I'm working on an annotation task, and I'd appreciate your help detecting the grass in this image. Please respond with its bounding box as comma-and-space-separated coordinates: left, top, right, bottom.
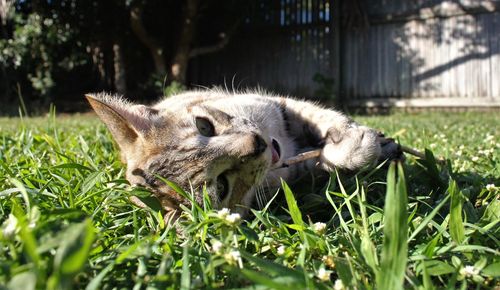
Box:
0, 111, 499, 289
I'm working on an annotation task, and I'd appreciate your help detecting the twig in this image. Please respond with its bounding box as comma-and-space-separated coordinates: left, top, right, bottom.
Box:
282, 143, 445, 167
400, 145, 446, 164
282, 149, 321, 166
400, 145, 425, 159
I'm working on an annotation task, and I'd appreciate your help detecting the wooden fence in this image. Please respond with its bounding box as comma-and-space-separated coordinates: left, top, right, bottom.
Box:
189, 0, 336, 98
342, 0, 500, 107
189, 0, 500, 107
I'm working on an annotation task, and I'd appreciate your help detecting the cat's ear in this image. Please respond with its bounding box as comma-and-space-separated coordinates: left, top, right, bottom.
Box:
85, 93, 155, 150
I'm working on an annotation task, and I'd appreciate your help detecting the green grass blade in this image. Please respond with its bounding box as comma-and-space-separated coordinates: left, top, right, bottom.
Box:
58, 219, 96, 275
482, 262, 500, 277
181, 244, 191, 290
155, 175, 204, 213
7, 271, 37, 290
81, 171, 104, 195
10, 200, 40, 268
238, 268, 290, 290
281, 179, 304, 226
377, 162, 408, 290
9, 178, 31, 213
420, 262, 436, 290
240, 251, 304, 280
408, 194, 450, 242
85, 263, 115, 290
358, 185, 379, 275
448, 180, 465, 244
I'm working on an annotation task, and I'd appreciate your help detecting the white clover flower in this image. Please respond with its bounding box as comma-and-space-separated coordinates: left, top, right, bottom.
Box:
430, 143, 437, 149
334, 279, 345, 290
2, 214, 18, 239
217, 208, 230, 219
471, 156, 479, 162
459, 145, 465, 150
486, 184, 496, 191
277, 245, 286, 256
485, 134, 494, 142
224, 250, 243, 268
211, 240, 223, 254
225, 213, 241, 225
313, 222, 327, 234
460, 265, 479, 277
316, 268, 331, 281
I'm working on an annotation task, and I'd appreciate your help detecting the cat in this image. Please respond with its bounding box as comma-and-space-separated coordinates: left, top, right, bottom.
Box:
86, 89, 402, 217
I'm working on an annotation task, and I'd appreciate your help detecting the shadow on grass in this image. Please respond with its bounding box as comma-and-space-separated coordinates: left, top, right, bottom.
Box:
264, 157, 499, 227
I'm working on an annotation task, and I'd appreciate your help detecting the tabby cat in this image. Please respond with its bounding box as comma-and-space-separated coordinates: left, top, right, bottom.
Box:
86, 90, 401, 216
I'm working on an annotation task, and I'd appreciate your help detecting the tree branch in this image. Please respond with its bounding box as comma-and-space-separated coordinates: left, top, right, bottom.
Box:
189, 17, 241, 59
129, 4, 166, 75
189, 33, 231, 58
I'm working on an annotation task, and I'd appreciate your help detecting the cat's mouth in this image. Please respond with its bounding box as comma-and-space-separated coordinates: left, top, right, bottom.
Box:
271, 138, 281, 164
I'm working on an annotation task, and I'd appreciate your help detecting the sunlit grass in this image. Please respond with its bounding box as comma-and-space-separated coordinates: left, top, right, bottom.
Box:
0, 111, 499, 289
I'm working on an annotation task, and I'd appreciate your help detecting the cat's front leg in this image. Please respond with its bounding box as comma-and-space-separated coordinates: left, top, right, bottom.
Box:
274, 97, 399, 172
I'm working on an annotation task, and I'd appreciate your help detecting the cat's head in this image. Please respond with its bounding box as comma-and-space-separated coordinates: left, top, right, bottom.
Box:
86, 93, 282, 215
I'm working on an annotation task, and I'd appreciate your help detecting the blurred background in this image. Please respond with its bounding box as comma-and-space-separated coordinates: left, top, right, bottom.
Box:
0, 0, 499, 115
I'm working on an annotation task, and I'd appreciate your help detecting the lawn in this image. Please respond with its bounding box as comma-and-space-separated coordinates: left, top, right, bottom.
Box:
0, 111, 499, 289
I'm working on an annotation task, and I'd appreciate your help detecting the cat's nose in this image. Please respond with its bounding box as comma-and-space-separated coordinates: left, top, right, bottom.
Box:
253, 134, 267, 155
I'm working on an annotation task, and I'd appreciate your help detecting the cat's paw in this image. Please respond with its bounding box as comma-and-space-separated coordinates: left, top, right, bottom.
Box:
319, 125, 381, 172
377, 133, 405, 164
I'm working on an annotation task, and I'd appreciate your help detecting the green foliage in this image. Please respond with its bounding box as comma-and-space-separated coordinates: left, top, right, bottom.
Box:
1, 0, 250, 111
143, 75, 186, 97
163, 81, 186, 97
0, 112, 499, 289
312, 73, 336, 102
0, 11, 85, 99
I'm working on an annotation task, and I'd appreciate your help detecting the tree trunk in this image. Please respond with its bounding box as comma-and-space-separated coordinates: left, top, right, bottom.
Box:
0, 0, 13, 27
113, 42, 127, 94
130, 4, 166, 76
169, 0, 199, 84
90, 44, 108, 87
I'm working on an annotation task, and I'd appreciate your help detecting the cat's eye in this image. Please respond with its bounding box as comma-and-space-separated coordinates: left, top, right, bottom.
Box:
216, 175, 229, 201
195, 117, 215, 137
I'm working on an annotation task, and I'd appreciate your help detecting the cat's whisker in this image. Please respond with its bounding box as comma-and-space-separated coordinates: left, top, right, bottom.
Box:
231, 74, 237, 92
259, 186, 266, 209
261, 188, 267, 208
255, 185, 264, 209
254, 186, 261, 209
262, 178, 271, 207
255, 177, 270, 210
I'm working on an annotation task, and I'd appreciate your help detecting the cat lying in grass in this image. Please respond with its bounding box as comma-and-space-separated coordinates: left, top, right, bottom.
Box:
86, 90, 402, 217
